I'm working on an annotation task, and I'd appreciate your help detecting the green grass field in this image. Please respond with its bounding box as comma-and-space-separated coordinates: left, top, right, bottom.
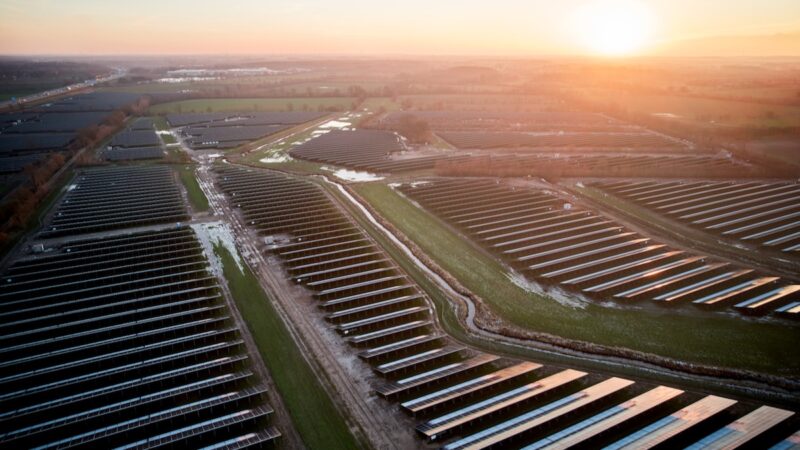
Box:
586, 89, 800, 127
214, 243, 361, 450
176, 165, 209, 212
360, 97, 400, 112
149, 97, 357, 114
354, 182, 800, 377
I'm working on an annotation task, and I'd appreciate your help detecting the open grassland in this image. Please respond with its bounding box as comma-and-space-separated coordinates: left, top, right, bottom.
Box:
214, 243, 361, 450
354, 182, 800, 377
360, 97, 401, 112
176, 165, 209, 212
149, 97, 357, 114
586, 89, 800, 127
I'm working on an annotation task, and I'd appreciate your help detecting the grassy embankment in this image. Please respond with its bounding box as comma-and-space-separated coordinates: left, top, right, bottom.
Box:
175, 166, 209, 213
214, 243, 361, 450
353, 182, 800, 377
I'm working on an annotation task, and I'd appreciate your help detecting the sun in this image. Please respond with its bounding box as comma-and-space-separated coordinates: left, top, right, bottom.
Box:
573, 0, 655, 56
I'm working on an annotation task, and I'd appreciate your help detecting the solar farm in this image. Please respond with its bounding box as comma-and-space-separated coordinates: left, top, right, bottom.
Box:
398, 179, 800, 316
211, 166, 799, 449
0, 165, 281, 449
1, 57, 798, 450
595, 180, 800, 258
103, 118, 165, 161
290, 129, 466, 172
167, 112, 326, 150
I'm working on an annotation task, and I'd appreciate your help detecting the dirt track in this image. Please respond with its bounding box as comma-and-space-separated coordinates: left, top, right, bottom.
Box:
196, 161, 422, 450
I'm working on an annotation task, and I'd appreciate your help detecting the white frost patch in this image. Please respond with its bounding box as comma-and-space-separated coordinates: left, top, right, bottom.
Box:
506, 271, 587, 309
156, 130, 174, 136
319, 120, 351, 129
207, 153, 222, 159
332, 169, 384, 182
387, 182, 402, 188
191, 221, 244, 275
260, 154, 293, 164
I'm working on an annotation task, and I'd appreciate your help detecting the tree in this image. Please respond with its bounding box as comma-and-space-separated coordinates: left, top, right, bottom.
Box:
396, 114, 431, 144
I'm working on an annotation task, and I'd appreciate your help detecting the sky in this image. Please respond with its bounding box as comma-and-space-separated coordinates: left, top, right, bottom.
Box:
1, 0, 799, 56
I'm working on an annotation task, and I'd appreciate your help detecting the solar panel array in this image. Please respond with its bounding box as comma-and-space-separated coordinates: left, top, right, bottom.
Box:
437, 152, 752, 178
0, 153, 44, 174
0, 94, 143, 171
290, 129, 466, 172
103, 146, 165, 161
0, 226, 280, 449
438, 131, 683, 150
6, 112, 109, 134
109, 129, 161, 148
0, 133, 74, 155
40, 166, 188, 238
400, 179, 800, 317
32, 92, 143, 113
166, 112, 326, 128
377, 111, 632, 132
183, 124, 291, 150
167, 112, 326, 150
215, 166, 798, 449
596, 180, 800, 257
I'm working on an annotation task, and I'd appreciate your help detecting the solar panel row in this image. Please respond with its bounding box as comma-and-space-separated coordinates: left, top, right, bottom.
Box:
40, 166, 189, 238
400, 179, 800, 317
215, 166, 797, 449
596, 180, 800, 257
0, 224, 280, 449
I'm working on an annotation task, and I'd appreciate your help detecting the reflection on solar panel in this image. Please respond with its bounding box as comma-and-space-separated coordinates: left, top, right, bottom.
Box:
686, 406, 795, 449
596, 180, 800, 257
606, 395, 737, 450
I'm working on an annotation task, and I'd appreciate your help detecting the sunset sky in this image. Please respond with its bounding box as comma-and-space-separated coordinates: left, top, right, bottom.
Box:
1, 0, 799, 56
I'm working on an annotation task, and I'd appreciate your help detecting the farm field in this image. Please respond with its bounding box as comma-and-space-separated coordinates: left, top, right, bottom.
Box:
353, 182, 800, 376
148, 97, 358, 114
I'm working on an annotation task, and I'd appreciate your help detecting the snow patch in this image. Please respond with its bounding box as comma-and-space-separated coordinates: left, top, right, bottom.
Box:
191, 222, 244, 274
260, 154, 293, 164
332, 169, 384, 182
66, 184, 77, 191
506, 271, 587, 309
319, 119, 351, 129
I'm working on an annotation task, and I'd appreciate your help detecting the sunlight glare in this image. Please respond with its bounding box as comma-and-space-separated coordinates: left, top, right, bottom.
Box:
573, 0, 655, 56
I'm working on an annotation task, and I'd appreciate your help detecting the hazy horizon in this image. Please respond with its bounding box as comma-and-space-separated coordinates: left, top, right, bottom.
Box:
2, 0, 799, 57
